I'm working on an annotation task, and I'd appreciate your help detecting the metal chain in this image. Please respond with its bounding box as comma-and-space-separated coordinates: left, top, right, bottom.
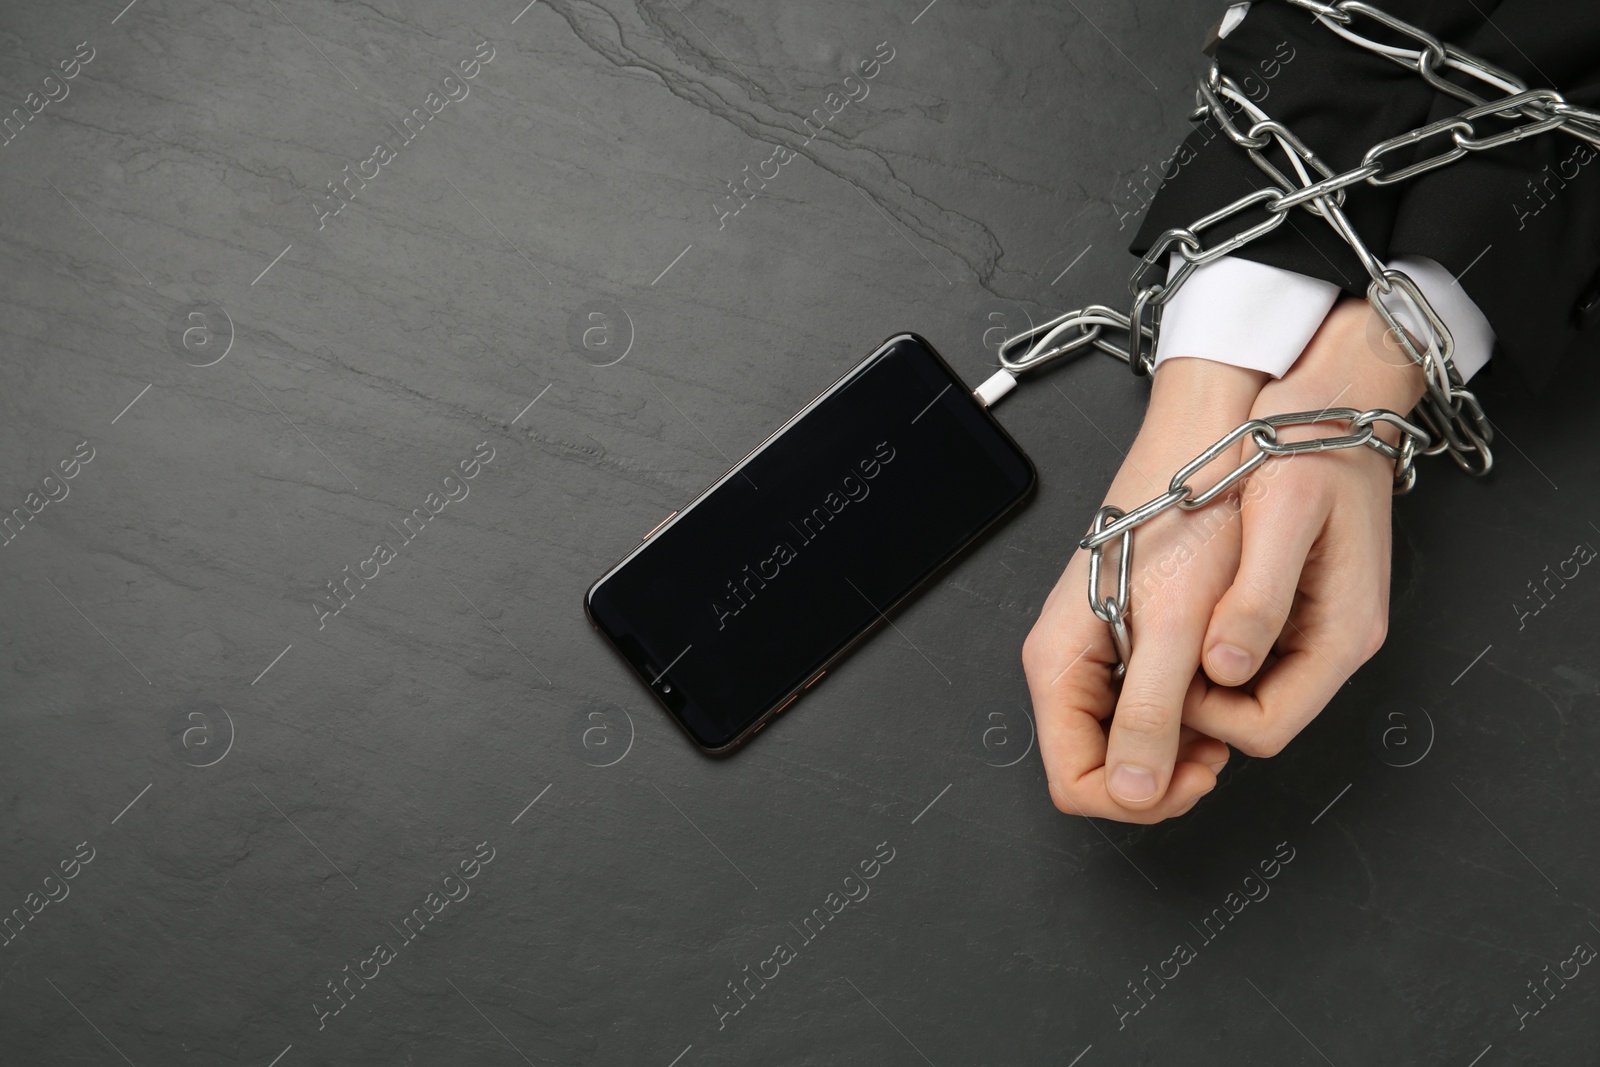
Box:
1082, 406, 1431, 679
996, 0, 1599, 678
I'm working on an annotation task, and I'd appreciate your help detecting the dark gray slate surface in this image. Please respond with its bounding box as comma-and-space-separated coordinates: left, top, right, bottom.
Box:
1, 0, 1596, 1064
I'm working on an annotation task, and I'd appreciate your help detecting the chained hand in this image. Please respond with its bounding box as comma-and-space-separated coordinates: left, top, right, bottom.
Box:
1182, 297, 1428, 760
1025, 358, 1260, 823
1025, 299, 1428, 823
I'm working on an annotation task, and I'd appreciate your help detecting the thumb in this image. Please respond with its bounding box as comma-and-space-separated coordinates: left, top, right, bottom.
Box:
1203, 476, 1323, 686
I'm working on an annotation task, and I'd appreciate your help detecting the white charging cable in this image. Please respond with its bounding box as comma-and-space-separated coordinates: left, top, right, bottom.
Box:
973, 368, 1019, 408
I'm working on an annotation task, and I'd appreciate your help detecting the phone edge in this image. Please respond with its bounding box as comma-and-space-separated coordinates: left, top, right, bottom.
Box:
581, 331, 1037, 757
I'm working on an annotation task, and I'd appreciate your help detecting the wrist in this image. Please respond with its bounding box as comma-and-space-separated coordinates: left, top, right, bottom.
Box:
1108, 357, 1268, 504
1251, 297, 1430, 465
1143, 356, 1269, 446
1295, 298, 1428, 414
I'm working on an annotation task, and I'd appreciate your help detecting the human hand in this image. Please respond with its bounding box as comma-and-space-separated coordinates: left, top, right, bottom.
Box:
1179, 296, 1428, 758
1024, 357, 1267, 823
1025, 297, 1427, 823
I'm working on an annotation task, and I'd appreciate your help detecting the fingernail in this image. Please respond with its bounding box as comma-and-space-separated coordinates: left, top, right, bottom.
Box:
1208, 643, 1253, 681
1110, 764, 1157, 803
1207, 759, 1228, 775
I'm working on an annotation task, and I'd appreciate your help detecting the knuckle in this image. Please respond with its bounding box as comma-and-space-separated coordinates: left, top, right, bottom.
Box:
1113, 695, 1172, 742
1047, 778, 1084, 816
1021, 626, 1048, 675
1230, 583, 1285, 627
1239, 729, 1287, 759
1330, 610, 1388, 678
1357, 611, 1389, 663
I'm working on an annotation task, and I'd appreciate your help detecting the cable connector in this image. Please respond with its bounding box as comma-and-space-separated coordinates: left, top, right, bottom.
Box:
973, 369, 1017, 409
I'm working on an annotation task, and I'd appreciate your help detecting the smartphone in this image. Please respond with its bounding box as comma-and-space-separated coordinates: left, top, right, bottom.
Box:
584, 333, 1036, 754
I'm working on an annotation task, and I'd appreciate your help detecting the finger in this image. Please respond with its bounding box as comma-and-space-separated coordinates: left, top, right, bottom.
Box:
1202, 480, 1324, 686
1186, 519, 1388, 756
1104, 616, 1211, 811
1027, 615, 1215, 823
1025, 602, 1120, 810
1177, 724, 1230, 774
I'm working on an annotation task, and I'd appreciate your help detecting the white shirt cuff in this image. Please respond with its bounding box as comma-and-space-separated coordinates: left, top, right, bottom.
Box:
1153, 255, 1340, 377
1152, 254, 1495, 382
1384, 254, 1495, 382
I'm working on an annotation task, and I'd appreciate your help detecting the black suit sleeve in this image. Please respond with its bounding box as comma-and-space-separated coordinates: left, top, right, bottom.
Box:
1130, 0, 1600, 392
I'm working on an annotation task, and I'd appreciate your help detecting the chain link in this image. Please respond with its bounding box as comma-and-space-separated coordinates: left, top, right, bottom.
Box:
1079, 408, 1432, 677
1079, 408, 1430, 554
997, 0, 1591, 677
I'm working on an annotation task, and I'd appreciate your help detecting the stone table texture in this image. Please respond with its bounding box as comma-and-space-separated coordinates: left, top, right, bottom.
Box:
1, 0, 1597, 1064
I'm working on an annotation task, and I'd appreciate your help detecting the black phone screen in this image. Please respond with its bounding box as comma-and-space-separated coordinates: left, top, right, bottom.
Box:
585, 333, 1036, 751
